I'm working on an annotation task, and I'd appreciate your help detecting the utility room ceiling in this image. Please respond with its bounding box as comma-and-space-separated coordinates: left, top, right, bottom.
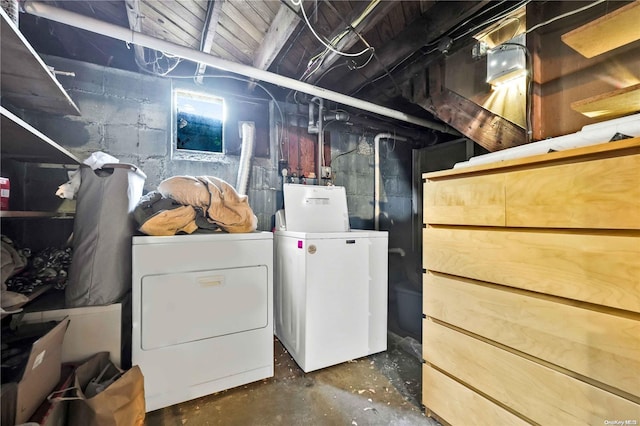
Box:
17, 0, 527, 135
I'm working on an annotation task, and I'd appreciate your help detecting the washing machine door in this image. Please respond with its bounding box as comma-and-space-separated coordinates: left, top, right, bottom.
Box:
140, 266, 269, 350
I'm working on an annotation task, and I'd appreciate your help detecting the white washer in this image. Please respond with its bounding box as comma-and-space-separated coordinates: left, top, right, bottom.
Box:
274, 229, 388, 373
132, 232, 273, 412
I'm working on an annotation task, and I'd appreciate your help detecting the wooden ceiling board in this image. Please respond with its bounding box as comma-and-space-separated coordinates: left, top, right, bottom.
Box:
287, 43, 311, 76
140, 1, 203, 45
157, 0, 206, 30
138, 10, 200, 46
244, 0, 278, 25
420, 0, 436, 15
230, 0, 272, 34
208, 42, 241, 63
74, 0, 128, 24
174, 0, 205, 16
334, 1, 491, 95
263, 0, 281, 16
323, 0, 354, 27
387, 4, 408, 38
222, 1, 266, 45
214, 28, 255, 64
402, 1, 422, 22
253, 3, 301, 71
217, 13, 261, 51
376, 14, 396, 43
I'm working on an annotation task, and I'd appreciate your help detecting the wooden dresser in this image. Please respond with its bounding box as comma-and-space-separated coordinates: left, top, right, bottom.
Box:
421, 137, 640, 425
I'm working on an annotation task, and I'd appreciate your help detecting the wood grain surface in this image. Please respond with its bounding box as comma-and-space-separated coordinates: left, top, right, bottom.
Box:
423, 271, 640, 398
423, 226, 640, 312
423, 319, 640, 425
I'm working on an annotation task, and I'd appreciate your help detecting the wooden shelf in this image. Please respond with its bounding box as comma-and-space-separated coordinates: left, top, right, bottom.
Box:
0, 8, 80, 116
570, 83, 640, 119
561, 1, 640, 58
1, 285, 53, 319
1, 107, 81, 164
0, 210, 74, 219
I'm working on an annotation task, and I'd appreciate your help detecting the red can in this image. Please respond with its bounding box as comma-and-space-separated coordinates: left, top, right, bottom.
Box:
0, 177, 10, 210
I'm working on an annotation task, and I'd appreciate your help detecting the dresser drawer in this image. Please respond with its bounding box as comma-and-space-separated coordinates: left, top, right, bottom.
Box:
423, 271, 640, 397
423, 173, 505, 226
423, 226, 640, 312
423, 319, 640, 425
505, 152, 640, 229
422, 363, 531, 426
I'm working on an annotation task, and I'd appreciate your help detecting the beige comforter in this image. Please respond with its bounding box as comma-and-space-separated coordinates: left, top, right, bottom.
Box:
158, 176, 258, 233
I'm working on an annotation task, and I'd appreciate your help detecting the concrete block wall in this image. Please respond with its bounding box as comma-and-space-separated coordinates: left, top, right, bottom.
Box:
24, 56, 414, 236
26, 56, 278, 231
329, 131, 413, 240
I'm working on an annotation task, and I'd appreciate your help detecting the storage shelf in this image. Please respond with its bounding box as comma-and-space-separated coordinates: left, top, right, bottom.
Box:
0, 210, 74, 219
561, 1, 640, 58
570, 83, 640, 119
0, 284, 52, 319
1, 107, 81, 164
0, 8, 80, 116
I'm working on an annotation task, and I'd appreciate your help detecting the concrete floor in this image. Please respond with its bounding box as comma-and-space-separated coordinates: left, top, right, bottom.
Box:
145, 333, 440, 426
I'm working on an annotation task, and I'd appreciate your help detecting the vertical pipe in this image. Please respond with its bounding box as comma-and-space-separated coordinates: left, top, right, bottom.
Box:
317, 98, 324, 185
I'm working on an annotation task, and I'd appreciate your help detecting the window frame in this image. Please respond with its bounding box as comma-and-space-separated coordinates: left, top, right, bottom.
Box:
171, 88, 226, 161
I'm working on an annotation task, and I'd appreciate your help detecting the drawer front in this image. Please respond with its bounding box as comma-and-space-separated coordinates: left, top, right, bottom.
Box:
423, 319, 640, 425
423, 272, 640, 397
506, 153, 640, 229
423, 226, 640, 313
423, 173, 505, 226
422, 364, 531, 426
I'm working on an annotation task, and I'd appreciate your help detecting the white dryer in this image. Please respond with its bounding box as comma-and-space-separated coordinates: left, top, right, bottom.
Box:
131, 232, 273, 412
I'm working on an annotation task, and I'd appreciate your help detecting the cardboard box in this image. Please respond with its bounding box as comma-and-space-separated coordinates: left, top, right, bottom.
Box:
2, 318, 69, 425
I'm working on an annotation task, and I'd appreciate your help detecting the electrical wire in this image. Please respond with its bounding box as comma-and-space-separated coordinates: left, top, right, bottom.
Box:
290, 0, 374, 58
525, 0, 606, 33
451, 0, 531, 43
349, 0, 529, 97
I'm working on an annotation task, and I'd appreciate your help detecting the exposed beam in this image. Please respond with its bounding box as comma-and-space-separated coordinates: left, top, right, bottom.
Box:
24, 1, 457, 133
423, 88, 526, 152
124, 0, 146, 71
248, 2, 300, 90
252, 2, 300, 71
419, 61, 526, 153
195, 0, 224, 84
305, 0, 398, 85
333, 1, 491, 96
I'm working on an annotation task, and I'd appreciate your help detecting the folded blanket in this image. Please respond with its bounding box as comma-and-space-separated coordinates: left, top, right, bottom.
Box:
158, 176, 257, 233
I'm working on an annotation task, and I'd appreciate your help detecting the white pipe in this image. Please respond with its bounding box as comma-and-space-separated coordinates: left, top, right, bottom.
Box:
388, 247, 406, 257
23, 1, 457, 134
236, 122, 255, 195
317, 98, 324, 184
374, 133, 407, 231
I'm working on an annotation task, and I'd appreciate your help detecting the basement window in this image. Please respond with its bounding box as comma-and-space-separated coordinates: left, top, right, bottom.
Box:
173, 89, 225, 155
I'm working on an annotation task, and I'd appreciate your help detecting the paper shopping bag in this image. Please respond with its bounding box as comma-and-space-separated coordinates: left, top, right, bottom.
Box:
63, 352, 145, 426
